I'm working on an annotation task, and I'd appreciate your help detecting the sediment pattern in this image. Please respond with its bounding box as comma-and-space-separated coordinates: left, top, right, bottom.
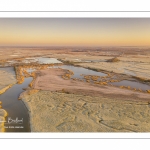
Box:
22, 91, 150, 132
0, 70, 16, 94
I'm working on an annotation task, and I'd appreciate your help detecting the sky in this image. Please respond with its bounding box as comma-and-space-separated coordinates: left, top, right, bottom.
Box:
0, 18, 150, 47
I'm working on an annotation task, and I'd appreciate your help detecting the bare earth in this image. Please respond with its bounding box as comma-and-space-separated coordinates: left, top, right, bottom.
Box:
0, 69, 14, 132
0, 70, 16, 94
20, 68, 150, 132
77, 61, 150, 79
0, 47, 150, 132
58, 54, 150, 79
30, 68, 150, 100
22, 91, 150, 132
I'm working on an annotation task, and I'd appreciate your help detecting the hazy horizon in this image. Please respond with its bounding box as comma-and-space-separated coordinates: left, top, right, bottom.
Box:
0, 18, 150, 47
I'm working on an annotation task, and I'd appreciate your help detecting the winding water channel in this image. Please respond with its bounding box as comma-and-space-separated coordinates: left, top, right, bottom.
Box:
0, 58, 150, 132
0, 67, 32, 132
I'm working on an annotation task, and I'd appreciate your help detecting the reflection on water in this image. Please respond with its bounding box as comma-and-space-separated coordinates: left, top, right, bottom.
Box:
112, 80, 150, 91
27, 65, 107, 78
0, 63, 150, 132
37, 57, 62, 64
0, 67, 32, 132
53, 65, 107, 78
23, 57, 62, 64
4, 57, 62, 66
0, 67, 16, 76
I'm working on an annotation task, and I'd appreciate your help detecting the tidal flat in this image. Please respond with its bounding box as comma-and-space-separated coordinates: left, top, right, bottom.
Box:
0, 47, 150, 132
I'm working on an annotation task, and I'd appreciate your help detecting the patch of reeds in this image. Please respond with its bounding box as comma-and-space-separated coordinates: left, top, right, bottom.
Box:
107, 57, 120, 62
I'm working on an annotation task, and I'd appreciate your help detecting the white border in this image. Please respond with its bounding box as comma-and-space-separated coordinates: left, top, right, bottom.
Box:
0, 133, 150, 138
0, 0, 150, 11
0, 12, 150, 18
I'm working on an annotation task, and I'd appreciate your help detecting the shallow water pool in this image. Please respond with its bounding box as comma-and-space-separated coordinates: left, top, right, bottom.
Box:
53, 65, 107, 78
112, 80, 150, 91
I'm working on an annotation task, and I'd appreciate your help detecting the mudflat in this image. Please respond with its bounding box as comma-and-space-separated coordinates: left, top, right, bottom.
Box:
22, 91, 150, 132
0, 47, 150, 132
0, 70, 16, 94
31, 68, 150, 100
20, 68, 150, 132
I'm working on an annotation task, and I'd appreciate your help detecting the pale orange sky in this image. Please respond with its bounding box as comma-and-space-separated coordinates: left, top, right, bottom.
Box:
0, 18, 150, 46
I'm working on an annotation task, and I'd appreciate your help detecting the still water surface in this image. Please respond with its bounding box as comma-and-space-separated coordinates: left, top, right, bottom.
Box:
0, 63, 150, 132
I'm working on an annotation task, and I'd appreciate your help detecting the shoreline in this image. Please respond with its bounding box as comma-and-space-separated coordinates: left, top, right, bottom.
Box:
0, 84, 14, 95
32, 68, 150, 100
0, 47, 150, 132
0, 69, 16, 132
20, 68, 150, 132
22, 97, 33, 132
